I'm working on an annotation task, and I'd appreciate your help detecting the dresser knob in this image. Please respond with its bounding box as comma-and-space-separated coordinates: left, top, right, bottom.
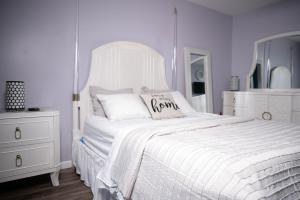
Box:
15, 127, 22, 139
262, 112, 272, 120
233, 97, 236, 104
16, 155, 22, 167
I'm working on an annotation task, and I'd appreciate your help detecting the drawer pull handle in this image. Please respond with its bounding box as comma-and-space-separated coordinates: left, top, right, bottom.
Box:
15, 127, 21, 139
16, 155, 22, 167
233, 109, 236, 116
233, 97, 236, 104
262, 112, 272, 120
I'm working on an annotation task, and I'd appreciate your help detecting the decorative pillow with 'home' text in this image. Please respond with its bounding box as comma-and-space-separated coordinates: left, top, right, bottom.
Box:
140, 93, 184, 120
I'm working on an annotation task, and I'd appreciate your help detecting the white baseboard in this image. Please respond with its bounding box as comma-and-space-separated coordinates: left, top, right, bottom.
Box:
60, 160, 73, 169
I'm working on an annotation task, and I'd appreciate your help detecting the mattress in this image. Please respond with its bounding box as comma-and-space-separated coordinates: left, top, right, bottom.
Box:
82, 115, 154, 158
83, 116, 115, 158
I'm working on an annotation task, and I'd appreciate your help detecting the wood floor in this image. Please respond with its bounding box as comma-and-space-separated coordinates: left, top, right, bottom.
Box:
0, 168, 93, 200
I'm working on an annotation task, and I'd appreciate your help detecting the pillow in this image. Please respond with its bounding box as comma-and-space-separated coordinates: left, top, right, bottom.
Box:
89, 86, 133, 117
141, 87, 195, 114
96, 94, 151, 120
171, 91, 196, 114
140, 86, 172, 94
140, 93, 184, 120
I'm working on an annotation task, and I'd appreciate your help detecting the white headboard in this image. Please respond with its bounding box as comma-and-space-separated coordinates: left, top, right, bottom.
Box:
73, 41, 169, 139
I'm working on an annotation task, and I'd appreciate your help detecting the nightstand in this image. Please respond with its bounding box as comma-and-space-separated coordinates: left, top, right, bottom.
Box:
0, 110, 60, 186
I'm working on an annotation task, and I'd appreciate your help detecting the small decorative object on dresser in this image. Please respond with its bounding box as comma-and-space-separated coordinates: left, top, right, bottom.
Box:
223, 91, 300, 124
229, 76, 240, 91
5, 81, 25, 111
0, 110, 60, 186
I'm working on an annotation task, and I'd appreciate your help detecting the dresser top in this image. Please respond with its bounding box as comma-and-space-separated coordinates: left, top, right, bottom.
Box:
0, 109, 59, 119
224, 90, 300, 95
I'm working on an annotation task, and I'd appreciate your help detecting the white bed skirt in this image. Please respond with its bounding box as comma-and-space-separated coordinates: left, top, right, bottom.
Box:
72, 139, 118, 200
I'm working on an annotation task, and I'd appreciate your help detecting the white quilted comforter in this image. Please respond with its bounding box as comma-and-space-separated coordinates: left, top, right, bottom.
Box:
99, 114, 300, 200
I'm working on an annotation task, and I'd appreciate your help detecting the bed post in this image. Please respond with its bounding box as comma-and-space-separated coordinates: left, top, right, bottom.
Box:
72, 0, 80, 142
72, 93, 81, 167
72, 94, 81, 141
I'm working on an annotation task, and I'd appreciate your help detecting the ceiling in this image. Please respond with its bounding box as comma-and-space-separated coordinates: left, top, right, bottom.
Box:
186, 0, 283, 15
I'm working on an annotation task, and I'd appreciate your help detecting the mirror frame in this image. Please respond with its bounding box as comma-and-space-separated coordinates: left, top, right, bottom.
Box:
247, 30, 300, 91
184, 47, 213, 113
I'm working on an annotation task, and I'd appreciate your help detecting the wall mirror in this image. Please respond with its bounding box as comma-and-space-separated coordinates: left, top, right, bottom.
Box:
184, 48, 213, 113
248, 31, 300, 90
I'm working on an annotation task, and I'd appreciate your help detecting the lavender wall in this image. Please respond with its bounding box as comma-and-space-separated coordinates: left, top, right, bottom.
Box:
78, 0, 232, 114
0, 0, 232, 161
0, 0, 76, 161
232, 0, 300, 90
176, 0, 232, 113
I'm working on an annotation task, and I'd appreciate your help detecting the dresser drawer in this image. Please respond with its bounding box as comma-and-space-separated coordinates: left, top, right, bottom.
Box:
269, 95, 292, 113
0, 143, 53, 179
292, 112, 300, 124
293, 96, 300, 112
223, 106, 234, 116
223, 92, 235, 106
234, 93, 248, 106
0, 117, 53, 147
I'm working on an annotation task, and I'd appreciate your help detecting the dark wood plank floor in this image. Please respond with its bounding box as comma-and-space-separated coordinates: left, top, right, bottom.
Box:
0, 168, 93, 200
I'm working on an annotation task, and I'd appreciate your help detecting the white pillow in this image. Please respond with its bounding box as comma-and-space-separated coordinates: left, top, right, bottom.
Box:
96, 94, 151, 120
171, 91, 196, 114
89, 86, 133, 117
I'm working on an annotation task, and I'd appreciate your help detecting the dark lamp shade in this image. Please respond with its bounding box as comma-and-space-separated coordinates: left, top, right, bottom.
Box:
5, 81, 25, 111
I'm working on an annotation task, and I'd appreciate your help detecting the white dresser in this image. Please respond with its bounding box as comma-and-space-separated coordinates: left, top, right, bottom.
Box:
0, 110, 60, 186
223, 91, 300, 124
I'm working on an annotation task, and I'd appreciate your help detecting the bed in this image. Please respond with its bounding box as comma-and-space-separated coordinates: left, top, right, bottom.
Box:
72, 41, 300, 200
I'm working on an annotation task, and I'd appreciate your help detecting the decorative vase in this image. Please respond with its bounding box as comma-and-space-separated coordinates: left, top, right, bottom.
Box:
230, 76, 240, 91
5, 81, 25, 111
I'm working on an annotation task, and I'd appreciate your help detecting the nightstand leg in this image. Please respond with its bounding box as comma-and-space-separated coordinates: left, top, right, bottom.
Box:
50, 170, 60, 186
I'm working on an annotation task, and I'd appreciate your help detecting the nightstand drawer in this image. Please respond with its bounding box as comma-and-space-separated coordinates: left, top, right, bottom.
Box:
0, 143, 53, 179
0, 117, 53, 147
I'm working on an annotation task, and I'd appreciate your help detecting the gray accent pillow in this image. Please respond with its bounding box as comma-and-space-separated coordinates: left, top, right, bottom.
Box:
89, 86, 133, 117
141, 87, 196, 114
140, 93, 184, 120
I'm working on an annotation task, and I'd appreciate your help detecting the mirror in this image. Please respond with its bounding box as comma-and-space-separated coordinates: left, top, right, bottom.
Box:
184, 48, 213, 113
248, 31, 300, 89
